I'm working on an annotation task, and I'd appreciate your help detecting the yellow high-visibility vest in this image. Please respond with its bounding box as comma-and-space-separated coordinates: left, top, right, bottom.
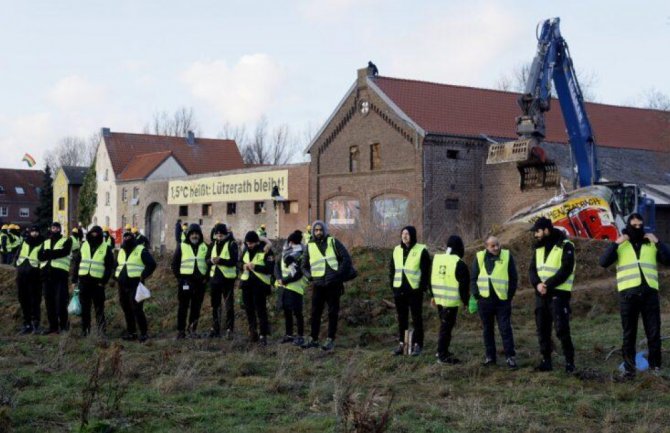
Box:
392, 243, 426, 289
476, 249, 510, 300
241, 250, 271, 285
308, 237, 338, 277
210, 241, 237, 279
40, 237, 71, 272
431, 253, 462, 307
17, 241, 41, 268
536, 240, 576, 292
616, 241, 659, 291
78, 241, 107, 279
280, 259, 307, 295
115, 245, 145, 278
179, 242, 208, 276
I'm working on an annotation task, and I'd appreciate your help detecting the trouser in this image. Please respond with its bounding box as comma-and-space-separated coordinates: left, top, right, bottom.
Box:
478, 298, 516, 360
118, 282, 147, 335
310, 282, 343, 341
437, 306, 459, 357
79, 280, 106, 334
535, 294, 574, 363
177, 279, 206, 333
620, 289, 662, 372
43, 272, 69, 332
282, 289, 304, 336
210, 279, 235, 333
17, 270, 42, 327
242, 284, 270, 336
394, 289, 424, 347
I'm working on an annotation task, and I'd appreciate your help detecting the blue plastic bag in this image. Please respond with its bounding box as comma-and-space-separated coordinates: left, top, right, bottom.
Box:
618, 350, 649, 372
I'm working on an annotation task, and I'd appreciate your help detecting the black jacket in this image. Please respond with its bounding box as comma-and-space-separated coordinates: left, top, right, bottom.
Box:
529, 229, 575, 299
600, 236, 670, 294
388, 243, 432, 294
116, 245, 157, 287
275, 245, 305, 286
71, 241, 115, 286
37, 233, 73, 278
302, 235, 352, 287
239, 242, 275, 289
470, 250, 518, 300
15, 235, 44, 277
206, 235, 239, 284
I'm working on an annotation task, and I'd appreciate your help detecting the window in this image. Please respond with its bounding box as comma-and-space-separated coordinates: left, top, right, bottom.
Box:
133, 187, 139, 199
254, 201, 265, 214
0, 207, 8, 217
447, 149, 459, 159
104, 216, 109, 227
179, 205, 188, 217
282, 202, 291, 214
227, 203, 236, 215
202, 204, 212, 216
0, 185, 4, 194
105, 191, 110, 206
58, 197, 65, 211
104, 169, 109, 181
289, 201, 300, 214
19, 208, 29, 217
370, 143, 381, 170
132, 214, 137, 227
445, 198, 459, 210
121, 215, 127, 228
122, 188, 127, 202
349, 146, 360, 172
372, 195, 409, 230
325, 198, 360, 227
15, 186, 25, 195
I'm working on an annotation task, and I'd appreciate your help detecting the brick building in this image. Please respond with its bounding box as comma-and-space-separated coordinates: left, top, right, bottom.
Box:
307, 67, 670, 245
0, 168, 43, 227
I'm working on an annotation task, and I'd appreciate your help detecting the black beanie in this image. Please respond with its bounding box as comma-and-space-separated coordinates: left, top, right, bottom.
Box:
245, 231, 260, 243
287, 230, 303, 245
214, 223, 228, 235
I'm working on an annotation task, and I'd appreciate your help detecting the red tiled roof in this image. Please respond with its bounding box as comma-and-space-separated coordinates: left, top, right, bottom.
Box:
373, 76, 670, 153
104, 132, 244, 177
0, 168, 43, 202
118, 151, 176, 181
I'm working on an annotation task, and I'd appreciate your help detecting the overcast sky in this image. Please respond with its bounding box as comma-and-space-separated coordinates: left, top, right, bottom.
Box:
1, 0, 668, 169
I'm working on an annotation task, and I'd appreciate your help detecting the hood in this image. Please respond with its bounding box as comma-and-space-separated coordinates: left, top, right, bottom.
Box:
446, 235, 465, 258
400, 225, 417, 248
86, 226, 104, 247
186, 223, 204, 244
311, 220, 329, 239
26, 233, 45, 247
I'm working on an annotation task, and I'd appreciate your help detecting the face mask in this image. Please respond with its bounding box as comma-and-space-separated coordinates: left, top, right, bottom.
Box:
626, 225, 645, 241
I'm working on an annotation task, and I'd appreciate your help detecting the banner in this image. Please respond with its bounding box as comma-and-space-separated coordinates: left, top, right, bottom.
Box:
168, 170, 288, 205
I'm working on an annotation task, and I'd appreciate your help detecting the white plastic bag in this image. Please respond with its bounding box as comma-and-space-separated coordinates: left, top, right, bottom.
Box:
135, 282, 151, 303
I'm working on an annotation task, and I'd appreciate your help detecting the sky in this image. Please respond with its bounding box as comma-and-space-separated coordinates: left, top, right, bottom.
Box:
1, 0, 668, 169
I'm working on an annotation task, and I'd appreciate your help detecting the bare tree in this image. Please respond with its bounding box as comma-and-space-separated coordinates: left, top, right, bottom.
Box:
44, 135, 97, 172
496, 62, 598, 102
641, 88, 670, 111
143, 106, 200, 137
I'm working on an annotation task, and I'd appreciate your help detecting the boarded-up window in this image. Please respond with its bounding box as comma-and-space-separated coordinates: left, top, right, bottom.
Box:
325, 197, 360, 227
372, 195, 409, 231
227, 203, 236, 215
179, 205, 188, 217
58, 197, 65, 211
445, 198, 459, 210
202, 204, 212, 216
349, 146, 359, 172
254, 202, 265, 214
370, 143, 381, 170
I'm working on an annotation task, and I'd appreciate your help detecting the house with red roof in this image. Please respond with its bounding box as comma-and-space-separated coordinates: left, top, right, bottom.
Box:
92, 129, 244, 247
0, 168, 44, 227
307, 66, 670, 244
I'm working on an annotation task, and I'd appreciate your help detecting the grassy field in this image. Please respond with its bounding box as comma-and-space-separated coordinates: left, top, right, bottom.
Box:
2, 244, 670, 433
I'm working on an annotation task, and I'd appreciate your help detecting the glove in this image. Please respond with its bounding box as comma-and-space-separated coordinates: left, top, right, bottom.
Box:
468, 296, 478, 314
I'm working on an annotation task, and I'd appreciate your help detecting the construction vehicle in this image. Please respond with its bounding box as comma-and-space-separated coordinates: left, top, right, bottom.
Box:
488, 17, 655, 236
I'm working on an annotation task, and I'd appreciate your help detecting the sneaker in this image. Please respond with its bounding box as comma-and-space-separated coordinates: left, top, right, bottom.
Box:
534, 358, 553, 372
122, 332, 138, 341
620, 369, 635, 380
565, 363, 576, 373
482, 357, 496, 367
410, 344, 422, 357
259, 335, 268, 347
506, 357, 518, 370
392, 342, 405, 356
293, 336, 305, 347
175, 331, 186, 340
225, 329, 233, 340
301, 338, 320, 349
280, 335, 295, 344
437, 355, 461, 365
138, 334, 148, 343
321, 338, 335, 352
208, 329, 221, 339
19, 325, 33, 335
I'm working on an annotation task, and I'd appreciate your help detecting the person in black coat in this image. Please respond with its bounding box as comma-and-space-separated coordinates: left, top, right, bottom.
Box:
37, 222, 73, 334
275, 230, 307, 346
14, 225, 44, 334
206, 223, 238, 338
239, 231, 275, 345
388, 225, 431, 356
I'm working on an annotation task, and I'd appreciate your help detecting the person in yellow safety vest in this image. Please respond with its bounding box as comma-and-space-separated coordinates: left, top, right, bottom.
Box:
470, 235, 519, 369
179, 222, 188, 243
15, 225, 44, 334
114, 231, 157, 342
102, 226, 116, 249
206, 223, 239, 339
431, 235, 470, 364
240, 230, 275, 346
7, 224, 23, 263
70, 227, 81, 253
0, 224, 9, 263
171, 223, 209, 339
600, 213, 670, 378
528, 217, 577, 373
71, 226, 115, 337
256, 224, 267, 238
301, 220, 353, 352
388, 225, 431, 357
275, 230, 308, 346
209, 220, 221, 242
304, 225, 312, 244
37, 222, 73, 334
124, 223, 132, 234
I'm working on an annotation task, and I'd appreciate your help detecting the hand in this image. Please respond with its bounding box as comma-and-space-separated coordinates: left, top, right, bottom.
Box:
644, 233, 659, 244
212, 257, 221, 265
247, 263, 255, 271
536, 283, 547, 295
430, 298, 436, 307
615, 234, 629, 245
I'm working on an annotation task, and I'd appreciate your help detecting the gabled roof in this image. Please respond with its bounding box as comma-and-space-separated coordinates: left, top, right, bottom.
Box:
0, 168, 43, 202
372, 76, 670, 153
104, 132, 244, 177
61, 166, 88, 185
117, 151, 184, 181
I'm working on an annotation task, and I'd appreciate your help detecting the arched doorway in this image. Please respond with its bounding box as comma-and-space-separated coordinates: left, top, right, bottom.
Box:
145, 202, 164, 250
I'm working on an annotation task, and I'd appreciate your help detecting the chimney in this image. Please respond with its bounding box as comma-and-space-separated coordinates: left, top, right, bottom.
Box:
101, 127, 111, 138
186, 130, 195, 146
